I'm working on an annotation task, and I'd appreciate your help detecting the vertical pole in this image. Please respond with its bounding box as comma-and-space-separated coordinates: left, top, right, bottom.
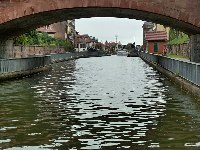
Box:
196, 64, 198, 84
115, 35, 118, 52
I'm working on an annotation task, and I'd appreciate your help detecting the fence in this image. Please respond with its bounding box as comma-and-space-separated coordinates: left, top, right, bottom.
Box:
140, 52, 200, 86
0, 55, 51, 73
50, 52, 87, 61
0, 51, 98, 75
50, 51, 99, 61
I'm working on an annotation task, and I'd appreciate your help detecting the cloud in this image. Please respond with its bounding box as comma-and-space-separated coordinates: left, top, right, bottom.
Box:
75, 17, 144, 45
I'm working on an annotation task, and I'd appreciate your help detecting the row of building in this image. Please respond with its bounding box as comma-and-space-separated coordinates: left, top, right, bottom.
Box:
37, 19, 129, 54
37, 20, 105, 52
37, 20, 174, 55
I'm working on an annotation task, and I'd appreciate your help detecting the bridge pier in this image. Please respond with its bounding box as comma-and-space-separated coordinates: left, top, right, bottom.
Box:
0, 39, 14, 59
190, 34, 200, 63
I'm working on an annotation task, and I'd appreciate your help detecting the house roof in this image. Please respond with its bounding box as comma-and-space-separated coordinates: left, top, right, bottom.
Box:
105, 41, 117, 47
145, 31, 167, 41
75, 34, 97, 44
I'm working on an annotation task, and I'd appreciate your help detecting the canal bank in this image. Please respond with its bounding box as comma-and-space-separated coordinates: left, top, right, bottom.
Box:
1, 56, 200, 149
0, 55, 51, 81
0, 65, 51, 81
0, 51, 100, 81
140, 52, 200, 98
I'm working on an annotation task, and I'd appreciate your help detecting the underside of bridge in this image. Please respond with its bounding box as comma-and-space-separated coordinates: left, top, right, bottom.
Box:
0, 7, 200, 41
0, 0, 199, 40
0, 0, 200, 62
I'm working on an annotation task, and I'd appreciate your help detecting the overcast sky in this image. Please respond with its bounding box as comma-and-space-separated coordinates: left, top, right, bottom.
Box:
75, 17, 144, 45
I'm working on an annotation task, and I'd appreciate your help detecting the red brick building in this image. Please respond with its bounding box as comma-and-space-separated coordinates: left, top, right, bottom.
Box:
75, 33, 98, 52
145, 31, 168, 54
37, 25, 56, 38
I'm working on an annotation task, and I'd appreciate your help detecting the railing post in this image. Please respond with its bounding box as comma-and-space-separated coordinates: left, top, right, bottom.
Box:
195, 64, 198, 84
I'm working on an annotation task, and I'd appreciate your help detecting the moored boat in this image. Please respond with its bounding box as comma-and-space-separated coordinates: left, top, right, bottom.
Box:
117, 49, 128, 56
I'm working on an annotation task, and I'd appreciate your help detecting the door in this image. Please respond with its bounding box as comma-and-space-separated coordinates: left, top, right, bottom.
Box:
154, 42, 158, 53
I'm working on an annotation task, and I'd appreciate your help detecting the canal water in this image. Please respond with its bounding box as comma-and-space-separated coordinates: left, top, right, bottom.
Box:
0, 56, 200, 150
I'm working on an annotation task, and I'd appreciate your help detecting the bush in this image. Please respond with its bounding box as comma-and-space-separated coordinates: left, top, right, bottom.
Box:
13, 30, 74, 51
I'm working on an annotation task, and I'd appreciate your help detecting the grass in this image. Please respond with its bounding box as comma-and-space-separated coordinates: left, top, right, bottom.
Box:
167, 54, 189, 59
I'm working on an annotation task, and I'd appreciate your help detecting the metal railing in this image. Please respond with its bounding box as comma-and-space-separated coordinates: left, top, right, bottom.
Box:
140, 52, 200, 86
0, 55, 51, 73
50, 52, 89, 61
0, 51, 96, 75
50, 52, 74, 61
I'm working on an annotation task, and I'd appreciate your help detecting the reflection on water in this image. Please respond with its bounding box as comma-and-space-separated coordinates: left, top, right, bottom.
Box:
0, 56, 200, 149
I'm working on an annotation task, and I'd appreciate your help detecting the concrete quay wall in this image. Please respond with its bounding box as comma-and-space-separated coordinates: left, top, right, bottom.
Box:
0, 51, 100, 81
140, 52, 200, 98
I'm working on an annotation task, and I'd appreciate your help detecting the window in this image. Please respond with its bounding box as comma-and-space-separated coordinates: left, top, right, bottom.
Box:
80, 44, 86, 48
154, 42, 158, 52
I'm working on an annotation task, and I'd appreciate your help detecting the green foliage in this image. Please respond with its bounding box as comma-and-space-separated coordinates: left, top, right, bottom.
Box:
13, 30, 73, 51
55, 39, 74, 52
14, 34, 29, 45
168, 28, 189, 45
169, 28, 179, 41
26, 30, 40, 45
125, 43, 133, 50
168, 34, 189, 45
167, 54, 189, 59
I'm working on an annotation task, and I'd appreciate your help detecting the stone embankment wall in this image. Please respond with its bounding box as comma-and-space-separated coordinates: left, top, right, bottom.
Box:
168, 43, 190, 58
0, 45, 65, 59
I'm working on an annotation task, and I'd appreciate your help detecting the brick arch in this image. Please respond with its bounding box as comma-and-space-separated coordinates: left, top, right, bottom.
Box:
0, 0, 200, 40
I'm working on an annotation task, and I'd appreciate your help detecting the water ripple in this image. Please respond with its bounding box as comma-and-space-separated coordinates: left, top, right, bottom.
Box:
0, 57, 200, 149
